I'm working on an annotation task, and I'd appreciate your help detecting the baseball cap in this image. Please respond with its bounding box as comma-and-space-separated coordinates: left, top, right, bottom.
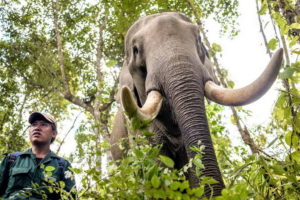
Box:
28, 112, 57, 131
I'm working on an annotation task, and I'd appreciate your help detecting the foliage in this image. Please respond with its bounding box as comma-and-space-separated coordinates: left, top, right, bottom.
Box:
1, 0, 300, 199
76, 127, 217, 200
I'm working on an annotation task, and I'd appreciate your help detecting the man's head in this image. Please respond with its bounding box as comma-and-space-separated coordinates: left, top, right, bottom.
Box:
28, 112, 57, 145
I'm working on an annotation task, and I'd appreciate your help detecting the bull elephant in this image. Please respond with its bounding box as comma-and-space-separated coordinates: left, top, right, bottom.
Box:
110, 12, 283, 197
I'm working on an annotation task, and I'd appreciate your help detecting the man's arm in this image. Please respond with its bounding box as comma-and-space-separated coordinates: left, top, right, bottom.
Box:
0, 155, 9, 196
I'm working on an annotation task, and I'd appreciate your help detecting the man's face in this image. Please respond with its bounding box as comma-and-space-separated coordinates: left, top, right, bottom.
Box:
29, 120, 57, 145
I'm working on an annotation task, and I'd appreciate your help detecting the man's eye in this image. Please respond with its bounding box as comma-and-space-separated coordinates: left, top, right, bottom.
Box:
41, 123, 48, 126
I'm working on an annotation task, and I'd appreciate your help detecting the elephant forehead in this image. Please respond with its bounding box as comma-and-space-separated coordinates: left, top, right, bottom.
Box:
126, 12, 195, 42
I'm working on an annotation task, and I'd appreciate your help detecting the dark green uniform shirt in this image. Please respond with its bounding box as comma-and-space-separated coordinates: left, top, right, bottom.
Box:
0, 149, 76, 199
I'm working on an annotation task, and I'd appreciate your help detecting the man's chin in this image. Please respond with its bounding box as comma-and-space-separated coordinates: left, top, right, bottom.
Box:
31, 140, 49, 146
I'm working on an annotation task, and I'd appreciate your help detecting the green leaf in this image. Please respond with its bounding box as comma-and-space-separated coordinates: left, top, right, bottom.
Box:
267, 38, 278, 50
182, 194, 190, 200
291, 151, 300, 164
290, 23, 300, 29
59, 181, 66, 189
201, 177, 219, 185
294, 112, 300, 132
285, 131, 299, 148
179, 181, 189, 191
45, 166, 55, 172
267, 137, 278, 148
193, 186, 204, 197
146, 165, 158, 180
289, 36, 299, 48
106, 60, 118, 67
134, 148, 144, 158
170, 181, 181, 190
151, 175, 160, 188
291, 50, 300, 55
227, 80, 235, 89
159, 155, 174, 168
272, 164, 285, 175
143, 131, 155, 137
258, 4, 267, 15
193, 158, 204, 169
48, 186, 53, 193
212, 43, 222, 53
279, 67, 295, 79
230, 115, 237, 125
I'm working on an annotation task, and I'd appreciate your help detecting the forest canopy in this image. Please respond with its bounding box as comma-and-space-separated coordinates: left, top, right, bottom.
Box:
0, 0, 299, 199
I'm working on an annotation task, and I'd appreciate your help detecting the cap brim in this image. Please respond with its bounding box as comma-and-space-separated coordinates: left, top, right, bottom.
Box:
29, 112, 53, 124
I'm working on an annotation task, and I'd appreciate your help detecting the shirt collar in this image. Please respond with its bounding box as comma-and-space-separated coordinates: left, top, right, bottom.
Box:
21, 148, 60, 159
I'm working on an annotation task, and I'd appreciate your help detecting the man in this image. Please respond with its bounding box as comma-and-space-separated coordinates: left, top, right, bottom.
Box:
0, 112, 76, 199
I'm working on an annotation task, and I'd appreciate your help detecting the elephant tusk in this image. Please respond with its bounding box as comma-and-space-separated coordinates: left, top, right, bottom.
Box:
204, 48, 283, 106
121, 86, 163, 121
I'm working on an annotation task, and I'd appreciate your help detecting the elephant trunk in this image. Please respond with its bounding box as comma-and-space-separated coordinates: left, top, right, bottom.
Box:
162, 63, 225, 196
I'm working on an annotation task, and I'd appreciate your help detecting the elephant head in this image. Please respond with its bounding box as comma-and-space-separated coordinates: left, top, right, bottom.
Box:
111, 12, 283, 196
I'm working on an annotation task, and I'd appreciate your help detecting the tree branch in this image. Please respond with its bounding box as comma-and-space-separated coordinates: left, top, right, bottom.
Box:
95, 14, 108, 87
51, 0, 69, 94
62, 92, 94, 113
185, 0, 223, 85
99, 74, 118, 112
27, 80, 94, 114
256, 0, 273, 57
231, 107, 259, 153
266, 0, 281, 45
94, 13, 108, 112
18, 93, 28, 123
56, 112, 82, 154
51, 0, 94, 114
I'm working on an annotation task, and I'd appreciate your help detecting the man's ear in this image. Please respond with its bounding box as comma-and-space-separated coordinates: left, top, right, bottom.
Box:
52, 130, 57, 140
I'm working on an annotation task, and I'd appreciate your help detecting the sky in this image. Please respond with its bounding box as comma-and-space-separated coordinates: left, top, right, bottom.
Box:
54, 0, 281, 156
208, 0, 280, 125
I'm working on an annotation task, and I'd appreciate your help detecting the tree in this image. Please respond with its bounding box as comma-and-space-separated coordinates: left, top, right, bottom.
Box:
3, 0, 299, 199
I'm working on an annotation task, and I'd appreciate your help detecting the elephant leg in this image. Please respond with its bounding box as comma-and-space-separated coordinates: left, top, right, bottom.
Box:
110, 108, 129, 160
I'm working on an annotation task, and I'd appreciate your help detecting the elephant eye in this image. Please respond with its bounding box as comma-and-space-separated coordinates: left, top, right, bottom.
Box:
133, 46, 139, 55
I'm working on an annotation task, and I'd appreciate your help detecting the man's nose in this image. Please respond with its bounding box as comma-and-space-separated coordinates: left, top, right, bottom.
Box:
32, 125, 42, 130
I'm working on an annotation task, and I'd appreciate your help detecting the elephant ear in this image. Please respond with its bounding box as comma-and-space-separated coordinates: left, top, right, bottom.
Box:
197, 35, 220, 85
116, 60, 135, 103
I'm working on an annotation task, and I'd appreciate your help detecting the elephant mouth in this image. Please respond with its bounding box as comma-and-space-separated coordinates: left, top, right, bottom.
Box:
121, 86, 163, 121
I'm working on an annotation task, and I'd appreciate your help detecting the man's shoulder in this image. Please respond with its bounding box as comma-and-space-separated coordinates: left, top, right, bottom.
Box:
6, 149, 32, 156
2, 150, 30, 160
49, 152, 72, 168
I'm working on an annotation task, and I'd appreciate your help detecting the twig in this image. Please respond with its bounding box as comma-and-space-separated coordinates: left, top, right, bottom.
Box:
256, 0, 272, 57
56, 112, 82, 154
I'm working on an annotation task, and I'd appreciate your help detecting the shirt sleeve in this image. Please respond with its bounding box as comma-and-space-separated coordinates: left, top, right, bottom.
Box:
0, 155, 9, 196
62, 160, 77, 199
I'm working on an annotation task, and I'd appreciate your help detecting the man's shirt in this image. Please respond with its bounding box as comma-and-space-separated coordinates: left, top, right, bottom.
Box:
0, 149, 76, 199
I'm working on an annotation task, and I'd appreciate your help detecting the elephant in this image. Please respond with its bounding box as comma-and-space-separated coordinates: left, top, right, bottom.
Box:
110, 12, 283, 197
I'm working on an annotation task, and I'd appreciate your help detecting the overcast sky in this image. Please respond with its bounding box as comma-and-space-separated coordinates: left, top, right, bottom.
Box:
207, 0, 280, 126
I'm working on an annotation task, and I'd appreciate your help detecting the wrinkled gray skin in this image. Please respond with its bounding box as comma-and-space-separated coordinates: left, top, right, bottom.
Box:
111, 12, 227, 196
111, 12, 284, 197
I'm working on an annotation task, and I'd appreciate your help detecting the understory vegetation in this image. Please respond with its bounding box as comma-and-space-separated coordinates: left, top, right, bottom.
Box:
0, 0, 299, 199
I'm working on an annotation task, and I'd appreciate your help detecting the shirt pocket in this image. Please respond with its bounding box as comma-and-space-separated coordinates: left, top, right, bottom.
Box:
10, 167, 32, 189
